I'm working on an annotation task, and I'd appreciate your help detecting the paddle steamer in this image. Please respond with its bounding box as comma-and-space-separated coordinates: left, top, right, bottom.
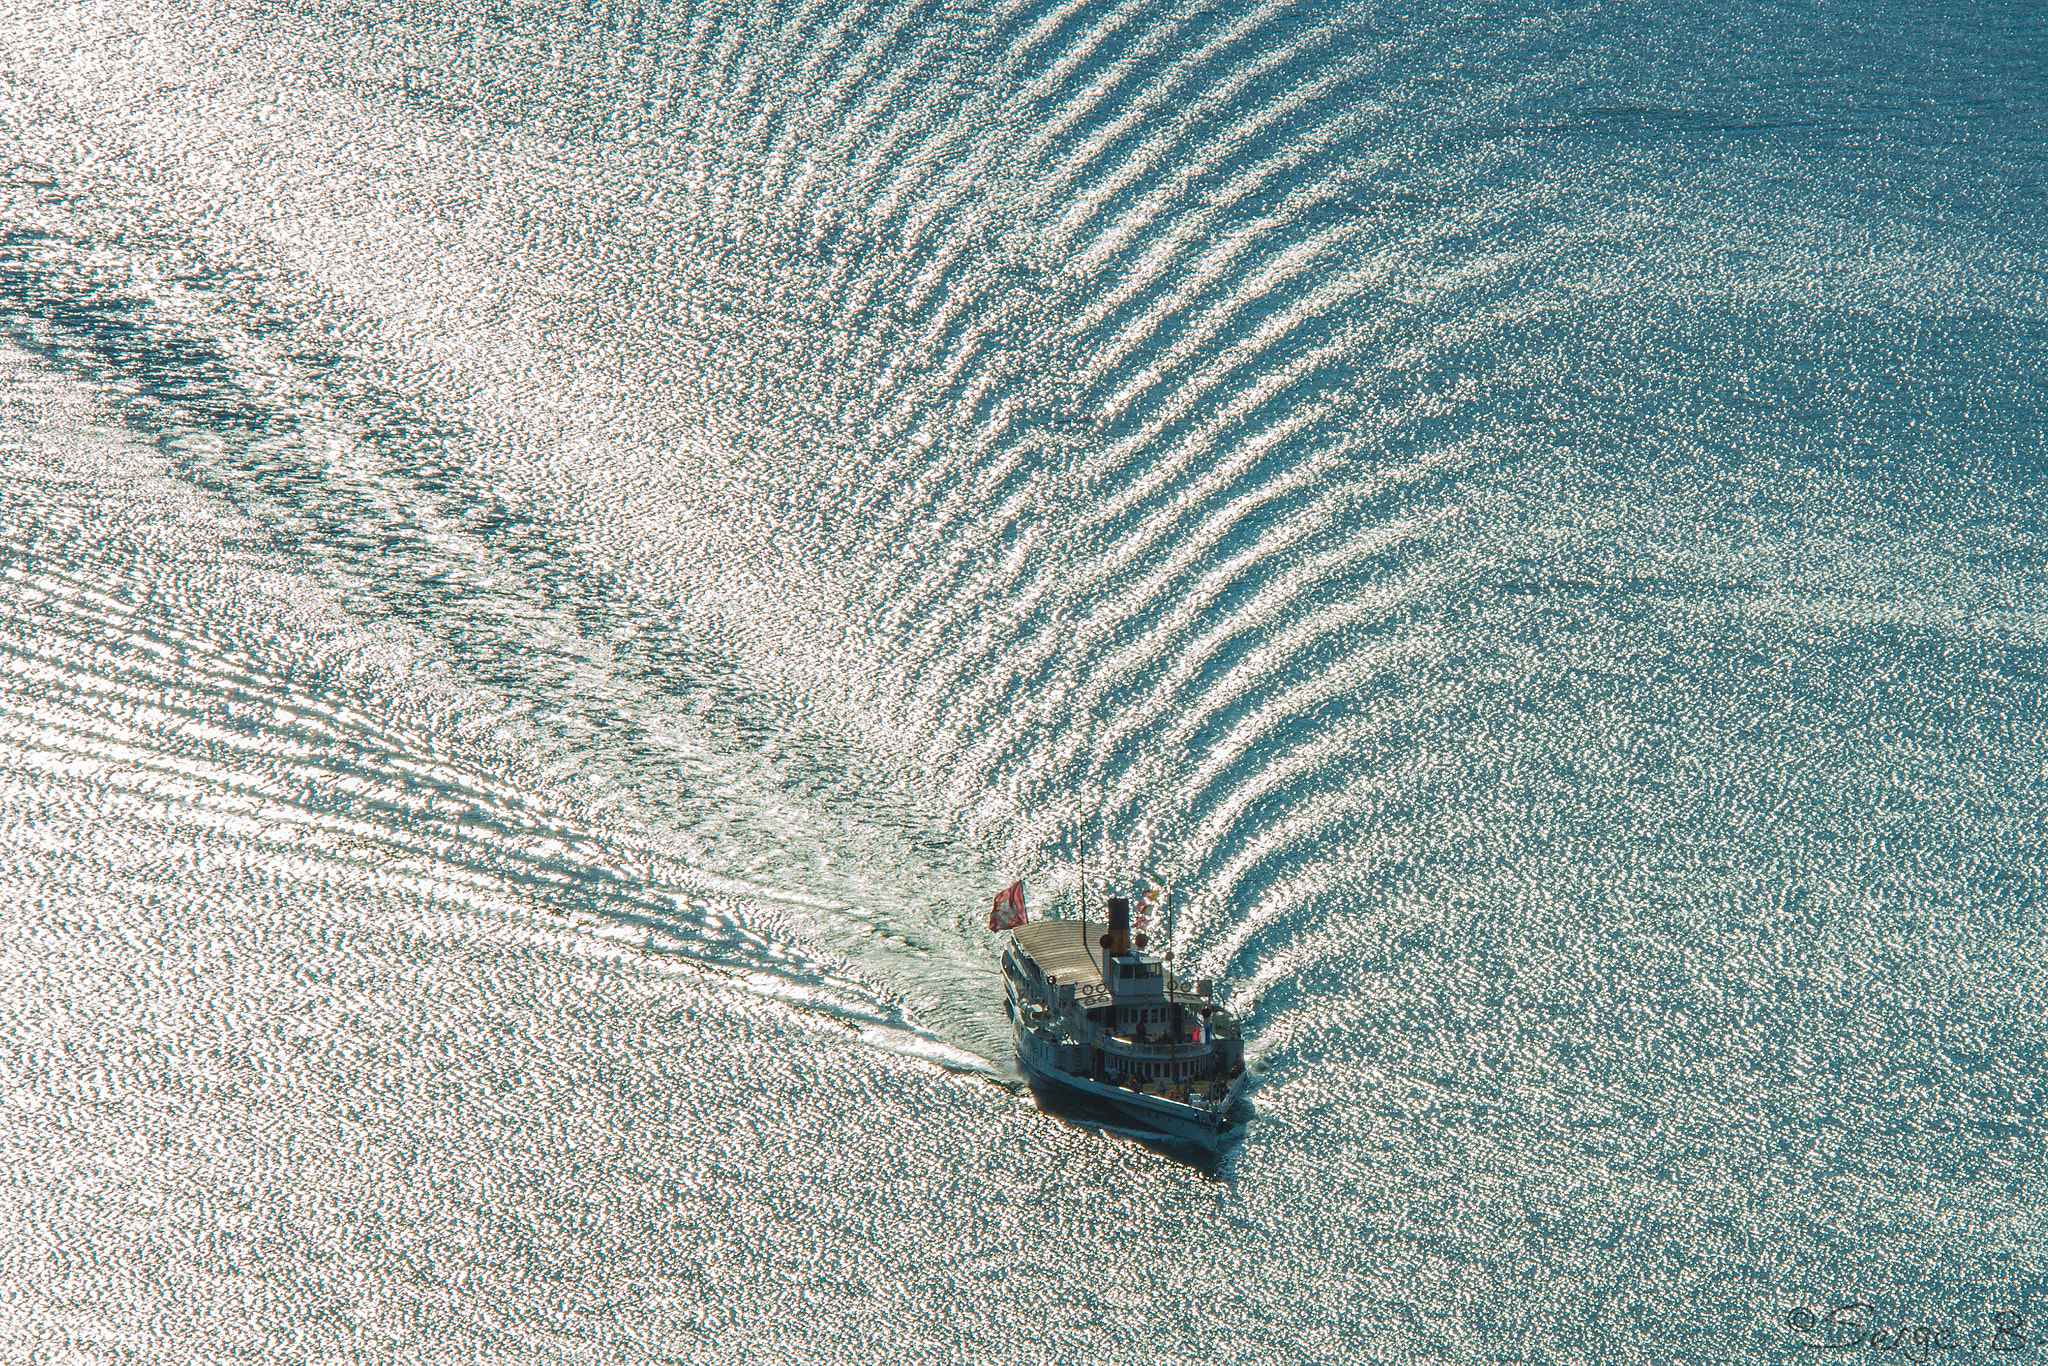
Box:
997, 894, 1247, 1147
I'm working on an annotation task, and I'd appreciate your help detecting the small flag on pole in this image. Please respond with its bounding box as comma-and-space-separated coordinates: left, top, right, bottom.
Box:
1136, 873, 1168, 933
988, 880, 1026, 932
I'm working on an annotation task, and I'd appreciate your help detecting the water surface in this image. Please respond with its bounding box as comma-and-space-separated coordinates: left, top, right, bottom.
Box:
1, 0, 2045, 1359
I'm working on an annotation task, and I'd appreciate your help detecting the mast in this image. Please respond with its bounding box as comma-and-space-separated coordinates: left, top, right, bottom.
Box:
1167, 949, 1180, 1099
1081, 823, 1093, 972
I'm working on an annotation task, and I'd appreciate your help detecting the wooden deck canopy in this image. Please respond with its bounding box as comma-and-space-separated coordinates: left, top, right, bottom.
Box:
1008, 918, 1108, 983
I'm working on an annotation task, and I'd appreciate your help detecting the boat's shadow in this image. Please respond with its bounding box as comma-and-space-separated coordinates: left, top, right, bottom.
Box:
1024, 1080, 1244, 1175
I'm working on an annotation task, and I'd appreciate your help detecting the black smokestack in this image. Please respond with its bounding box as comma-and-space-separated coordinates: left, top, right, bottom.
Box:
1106, 896, 1131, 957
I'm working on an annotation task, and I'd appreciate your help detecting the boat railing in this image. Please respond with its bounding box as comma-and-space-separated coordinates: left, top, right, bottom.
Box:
1066, 1018, 1224, 1050
1116, 1076, 1241, 1114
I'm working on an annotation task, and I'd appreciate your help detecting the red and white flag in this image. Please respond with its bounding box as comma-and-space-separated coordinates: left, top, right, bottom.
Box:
988, 880, 1026, 932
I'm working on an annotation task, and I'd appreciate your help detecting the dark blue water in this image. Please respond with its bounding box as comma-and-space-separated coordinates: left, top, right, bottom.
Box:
1, 0, 2043, 1359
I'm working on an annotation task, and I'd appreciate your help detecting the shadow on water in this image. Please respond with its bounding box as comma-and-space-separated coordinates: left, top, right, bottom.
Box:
1023, 1079, 1247, 1177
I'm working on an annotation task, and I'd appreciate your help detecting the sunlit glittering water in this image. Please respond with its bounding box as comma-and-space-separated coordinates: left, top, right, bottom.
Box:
1, 0, 2045, 1359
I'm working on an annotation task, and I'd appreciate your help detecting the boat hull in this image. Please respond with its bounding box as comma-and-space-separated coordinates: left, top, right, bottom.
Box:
1011, 1018, 1245, 1149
